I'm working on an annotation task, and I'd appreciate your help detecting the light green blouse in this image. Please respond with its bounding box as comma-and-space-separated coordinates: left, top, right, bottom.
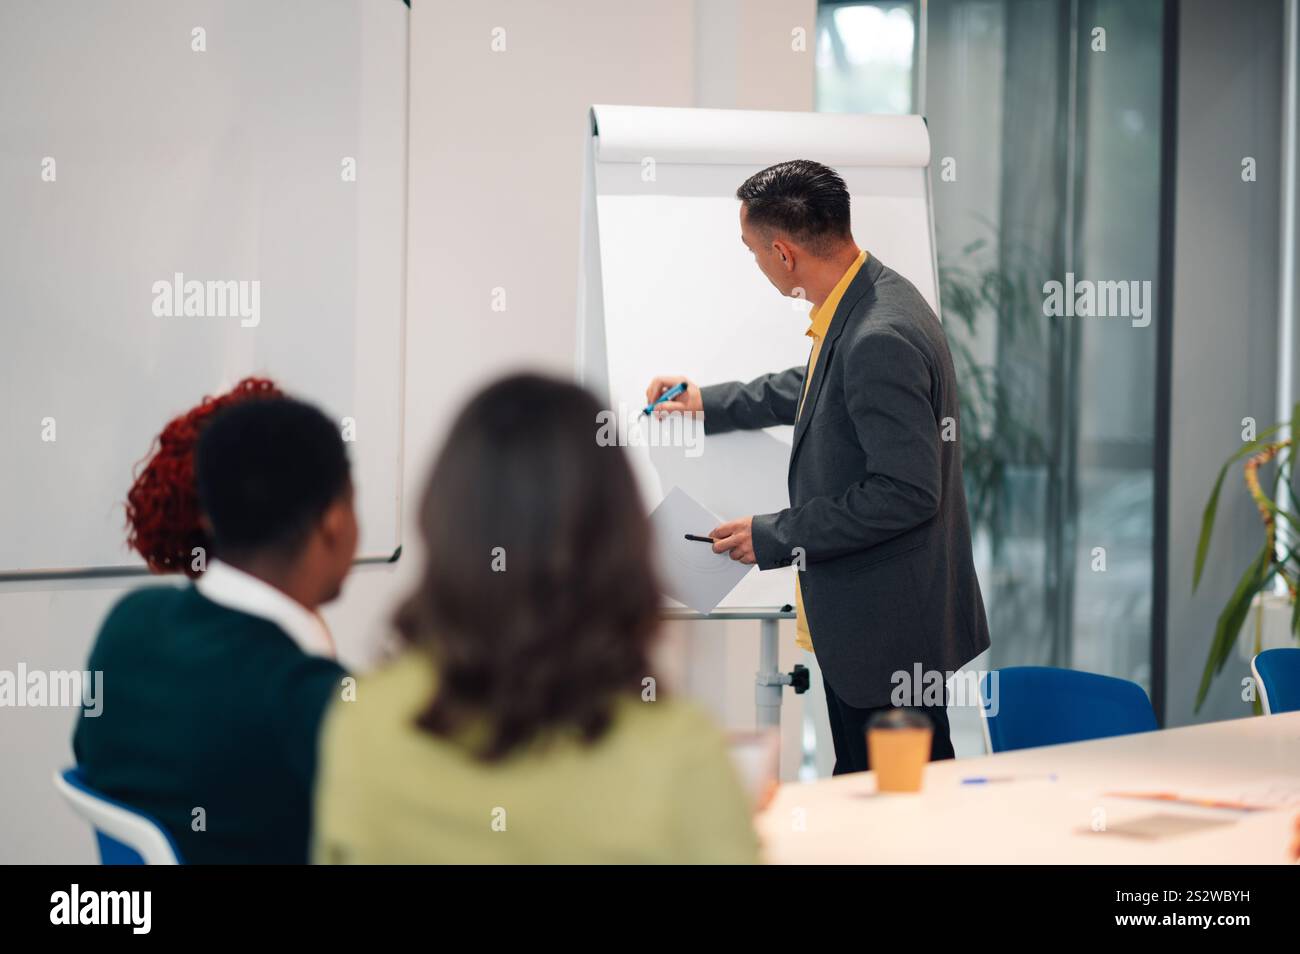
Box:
313, 653, 761, 864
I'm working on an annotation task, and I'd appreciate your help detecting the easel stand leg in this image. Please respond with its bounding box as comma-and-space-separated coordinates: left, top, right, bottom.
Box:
755, 618, 783, 729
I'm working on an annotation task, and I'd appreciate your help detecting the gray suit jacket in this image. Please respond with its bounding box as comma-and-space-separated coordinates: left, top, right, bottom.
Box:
701, 254, 990, 708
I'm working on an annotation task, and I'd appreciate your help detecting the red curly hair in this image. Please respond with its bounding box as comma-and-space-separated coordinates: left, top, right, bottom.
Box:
126, 377, 283, 577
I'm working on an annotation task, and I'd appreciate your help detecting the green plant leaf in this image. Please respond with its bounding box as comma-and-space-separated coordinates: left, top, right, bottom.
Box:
1195, 543, 1275, 711
1193, 431, 1288, 591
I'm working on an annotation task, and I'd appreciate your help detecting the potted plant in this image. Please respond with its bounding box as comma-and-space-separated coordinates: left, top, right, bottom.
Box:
1193, 406, 1300, 711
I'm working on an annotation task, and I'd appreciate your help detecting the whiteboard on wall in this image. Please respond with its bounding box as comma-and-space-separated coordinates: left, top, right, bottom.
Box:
577, 104, 939, 610
0, 0, 408, 576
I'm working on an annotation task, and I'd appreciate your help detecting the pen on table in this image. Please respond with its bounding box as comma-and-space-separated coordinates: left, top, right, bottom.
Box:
642, 382, 687, 416
961, 773, 1058, 785
684, 534, 715, 543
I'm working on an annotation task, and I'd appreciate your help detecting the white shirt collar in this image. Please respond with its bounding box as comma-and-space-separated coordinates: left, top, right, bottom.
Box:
195, 560, 335, 658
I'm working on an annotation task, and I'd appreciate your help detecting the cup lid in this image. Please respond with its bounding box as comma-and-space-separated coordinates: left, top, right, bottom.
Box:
867, 708, 934, 731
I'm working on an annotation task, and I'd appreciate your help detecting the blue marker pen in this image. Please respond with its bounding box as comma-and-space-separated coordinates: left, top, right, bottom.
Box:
961, 773, 1058, 785
642, 382, 687, 416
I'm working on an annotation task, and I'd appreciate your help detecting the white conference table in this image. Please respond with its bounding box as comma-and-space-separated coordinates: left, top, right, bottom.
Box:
757, 711, 1300, 864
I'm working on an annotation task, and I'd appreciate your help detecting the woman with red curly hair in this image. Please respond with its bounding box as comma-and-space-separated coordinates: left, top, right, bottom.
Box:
125, 377, 282, 577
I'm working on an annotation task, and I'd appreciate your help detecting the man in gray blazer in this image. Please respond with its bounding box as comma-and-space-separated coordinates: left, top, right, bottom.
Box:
645, 160, 989, 773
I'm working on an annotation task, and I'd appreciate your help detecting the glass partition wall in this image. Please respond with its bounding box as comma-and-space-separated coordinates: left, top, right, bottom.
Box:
818, 0, 1167, 697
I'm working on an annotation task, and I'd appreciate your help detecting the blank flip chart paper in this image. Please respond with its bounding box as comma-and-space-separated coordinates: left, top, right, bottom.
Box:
649, 487, 753, 614
578, 104, 939, 609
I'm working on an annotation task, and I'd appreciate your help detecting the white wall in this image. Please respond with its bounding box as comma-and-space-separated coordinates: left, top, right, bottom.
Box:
0, 0, 819, 863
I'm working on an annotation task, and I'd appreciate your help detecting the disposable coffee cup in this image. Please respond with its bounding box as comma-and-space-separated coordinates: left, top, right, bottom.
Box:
866, 709, 933, 793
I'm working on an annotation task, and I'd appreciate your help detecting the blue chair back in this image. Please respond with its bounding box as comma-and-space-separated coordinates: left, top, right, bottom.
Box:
1252, 648, 1300, 714
979, 666, 1158, 753
54, 768, 182, 865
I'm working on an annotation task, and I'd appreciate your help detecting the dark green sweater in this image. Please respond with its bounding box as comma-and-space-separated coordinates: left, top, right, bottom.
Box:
73, 585, 346, 864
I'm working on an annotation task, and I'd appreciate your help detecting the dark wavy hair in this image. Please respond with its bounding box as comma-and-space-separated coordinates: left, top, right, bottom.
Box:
396, 374, 662, 761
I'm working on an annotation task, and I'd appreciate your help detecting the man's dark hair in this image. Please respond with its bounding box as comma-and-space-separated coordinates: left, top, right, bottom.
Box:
196, 397, 350, 561
395, 373, 661, 762
736, 159, 852, 253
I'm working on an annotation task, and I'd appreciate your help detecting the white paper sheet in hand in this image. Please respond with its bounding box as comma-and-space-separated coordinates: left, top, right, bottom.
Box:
650, 486, 753, 614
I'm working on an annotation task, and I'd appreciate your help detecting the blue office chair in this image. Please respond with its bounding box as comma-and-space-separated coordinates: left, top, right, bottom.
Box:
979, 666, 1158, 754
1251, 648, 1300, 714
54, 768, 182, 865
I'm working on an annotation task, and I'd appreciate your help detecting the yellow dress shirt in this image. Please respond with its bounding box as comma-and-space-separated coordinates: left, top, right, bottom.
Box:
794, 249, 869, 651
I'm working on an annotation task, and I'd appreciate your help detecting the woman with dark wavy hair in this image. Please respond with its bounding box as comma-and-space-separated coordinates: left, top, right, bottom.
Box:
313, 373, 759, 863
